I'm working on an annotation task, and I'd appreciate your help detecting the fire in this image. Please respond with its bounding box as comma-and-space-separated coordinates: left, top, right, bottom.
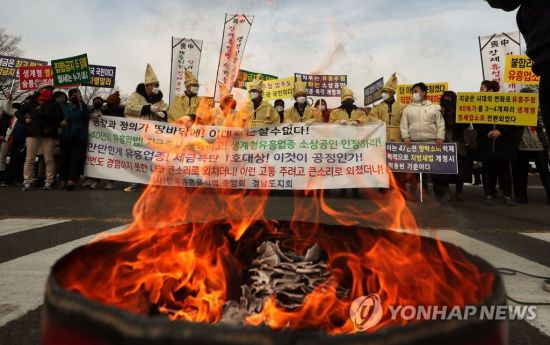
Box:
56, 100, 494, 335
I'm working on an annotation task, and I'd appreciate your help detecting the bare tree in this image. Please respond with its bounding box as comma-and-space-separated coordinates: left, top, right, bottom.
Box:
0, 28, 31, 103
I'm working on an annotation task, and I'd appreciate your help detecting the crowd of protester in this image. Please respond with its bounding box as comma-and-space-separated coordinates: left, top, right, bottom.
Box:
0, 67, 548, 206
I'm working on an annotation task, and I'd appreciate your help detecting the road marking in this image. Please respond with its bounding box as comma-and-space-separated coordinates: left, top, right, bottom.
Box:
0, 225, 126, 327
0, 218, 70, 237
520, 232, 550, 244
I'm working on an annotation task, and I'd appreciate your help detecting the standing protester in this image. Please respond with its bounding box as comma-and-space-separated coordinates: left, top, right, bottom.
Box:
17, 81, 62, 191
486, 0, 550, 134
4, 100, 26, 185
83, 96, 105, 190
513, 89, 550, 204
274, 99, 285, 123
284, 80, 322, 124
240, 75, 280, 128
440, 91, 475, 201
475, 80, 520, 206
168, 69, 201, 125
400, 82, 445, 200
313, 99, 330, 123
0, 95, 14, 186
59, 89, 90, 191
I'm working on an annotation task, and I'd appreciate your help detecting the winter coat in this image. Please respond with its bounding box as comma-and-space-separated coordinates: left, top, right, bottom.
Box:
61, 101, 90, 143
370, 100, 406, 142
241, 100, 280, 128
125, 83, 168, 122
329, 105, 377, 124
487, 0, 550, 75
15, 97, 63, 138
518, 113, 549, 151
0, 111, 12, 138
474, 124, 522, 162
167, 93, 202, 123
400, 101, 445, 142
283, 104, 322, 124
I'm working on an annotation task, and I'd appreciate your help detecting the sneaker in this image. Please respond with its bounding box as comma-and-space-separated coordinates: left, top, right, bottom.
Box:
90, 181, 99, 190
504, 196, 516, 207
483, 195, 495, 206
43, 181, 53, 190
104, 181, 115, 190
123, 185, 138, 192
82, 179, 92, 188
22, 181, 32, 191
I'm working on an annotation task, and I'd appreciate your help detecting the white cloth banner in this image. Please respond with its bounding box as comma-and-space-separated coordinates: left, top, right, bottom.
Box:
169, 37, 203, 105
214, 14, 254, 101
84, 116, 389, 189
479, 32, 521, 92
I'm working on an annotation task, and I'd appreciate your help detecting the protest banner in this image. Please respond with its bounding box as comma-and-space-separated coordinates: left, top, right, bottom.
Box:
294, 73, 347, 97
364, 77, 384, 106
85, 116, 389, 189
170, 37, 202, 104
386, 142, 458, 174
456, 92, 538, 126
0, 54, 47, 79
18, 65, 53, 90
84, 64, 116, 88
51, 53, 90, 86
214, 14, 254, 101
479, 32, 521, 92
234, 69, 277, 90
396, 82, 448, 105
504, 55, 540, 85
247, 76, 294, 101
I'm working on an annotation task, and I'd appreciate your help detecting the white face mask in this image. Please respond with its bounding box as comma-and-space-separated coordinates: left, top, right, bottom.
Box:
275, 106, 284, 112
381, 92, 390, 101
250, 91, 260, 100
190, 86, 199, 94
412, 93, 422, 103
296, 96, 306, 104
320, 105, 326, 111
152, 87, 160, 95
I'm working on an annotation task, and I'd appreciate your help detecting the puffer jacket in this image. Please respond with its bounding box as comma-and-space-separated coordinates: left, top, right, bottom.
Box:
400, 101, 445, 142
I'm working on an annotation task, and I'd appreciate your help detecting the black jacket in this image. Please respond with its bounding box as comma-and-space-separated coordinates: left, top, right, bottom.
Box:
0, 111, 12, 137
474, 124, 522, 162
488, 0, 550, 75
15, 98, 63, 138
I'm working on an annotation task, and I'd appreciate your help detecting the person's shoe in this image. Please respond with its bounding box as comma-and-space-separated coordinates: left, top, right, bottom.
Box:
124, 185, 137, 192
104, 181, 115, 190
66, 181, 75, 191
22, 181, 32, 191
43, 181, 53, 190
483, 195, 495, 206
82, 179, 92, 188
90, 181, 99, 190
504, 196, 516, 207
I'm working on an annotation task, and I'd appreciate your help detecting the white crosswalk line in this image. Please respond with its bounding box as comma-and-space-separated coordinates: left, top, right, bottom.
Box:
520, 232, 550, 244
0, 218, 70, 237
0, 225, 126, 327
422, 229, 550, 337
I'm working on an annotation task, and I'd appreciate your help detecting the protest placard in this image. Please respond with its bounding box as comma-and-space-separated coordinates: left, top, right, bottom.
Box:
386, 142, 458, 174
396, 83, 448, 105
85, 117, 389, 189
479, 32, 521, 92
51, 53, 90, 86
0, 54, 47, 79
364, 77, 384, 106
234, 69, 277, 90
504, 55, 540, 85
456, 92, 538, 126
294, 73, 347, 97
246, 76, 294, 101
18, 65, 53, 90
85, 64, 116, 88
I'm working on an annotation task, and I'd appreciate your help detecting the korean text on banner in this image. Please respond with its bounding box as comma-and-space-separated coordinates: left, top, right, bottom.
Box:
364, 77, 384, 106
479, 32, 521, 92
0, 54, 47, 80
51, 53, 90, 86
18, 65, 53, 90
397, 83, 448, 105
234, 69, 277, 90
504, 55, 540, 85
85, 64, 116, 88
170, 37, 202, 104
386, 142, 458, 174
247, 76, 294, 101
294, 73, 347, 97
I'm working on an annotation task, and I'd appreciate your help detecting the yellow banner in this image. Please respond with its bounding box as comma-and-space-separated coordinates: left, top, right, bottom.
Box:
456, 92, 538, 126
396, 82, 448, 105
246, 76, 294, 101
504, 55, 540, 85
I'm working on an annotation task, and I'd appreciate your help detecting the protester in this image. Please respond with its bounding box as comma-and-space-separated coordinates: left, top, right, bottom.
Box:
274, 99, 285, 123
53, 91, 67, 106
486, 0, 550, 134
475, 80, 520, 206
168, 69, 201, 125
240, 75, 280, 128
400, 82, 445, 200
104, 91, 124, 117
17, 81, 62, 191
440, 91, 475, 201
313, 99, 330, 123
3, 100, 26, 186
284, 80, 322, 124
512, 89, 550, 204
0, 95, 14, 186
329, 85, 377, 125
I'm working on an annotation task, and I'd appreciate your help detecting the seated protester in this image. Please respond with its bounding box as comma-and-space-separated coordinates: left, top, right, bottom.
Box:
329, 85, 378, 125
283, 80, 322, 124
314, 98, 330, 123
167, 70, 201, 125
59, 89, 90, 191
274, 99, 285, 123
240, 75, 280, 128
125, 63, 168, 122
17, 81, 63, 191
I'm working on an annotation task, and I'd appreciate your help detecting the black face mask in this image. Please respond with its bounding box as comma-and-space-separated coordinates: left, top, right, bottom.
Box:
93, 103, 102, 109
70, 97, 79, 104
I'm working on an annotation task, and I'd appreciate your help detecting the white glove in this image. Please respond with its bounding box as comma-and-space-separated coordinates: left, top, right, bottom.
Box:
150, 105, 160, 113
350, 120, 359, 126
339, 120, 349, 125
305, 119, 315, 126
156, 112, 166, 119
